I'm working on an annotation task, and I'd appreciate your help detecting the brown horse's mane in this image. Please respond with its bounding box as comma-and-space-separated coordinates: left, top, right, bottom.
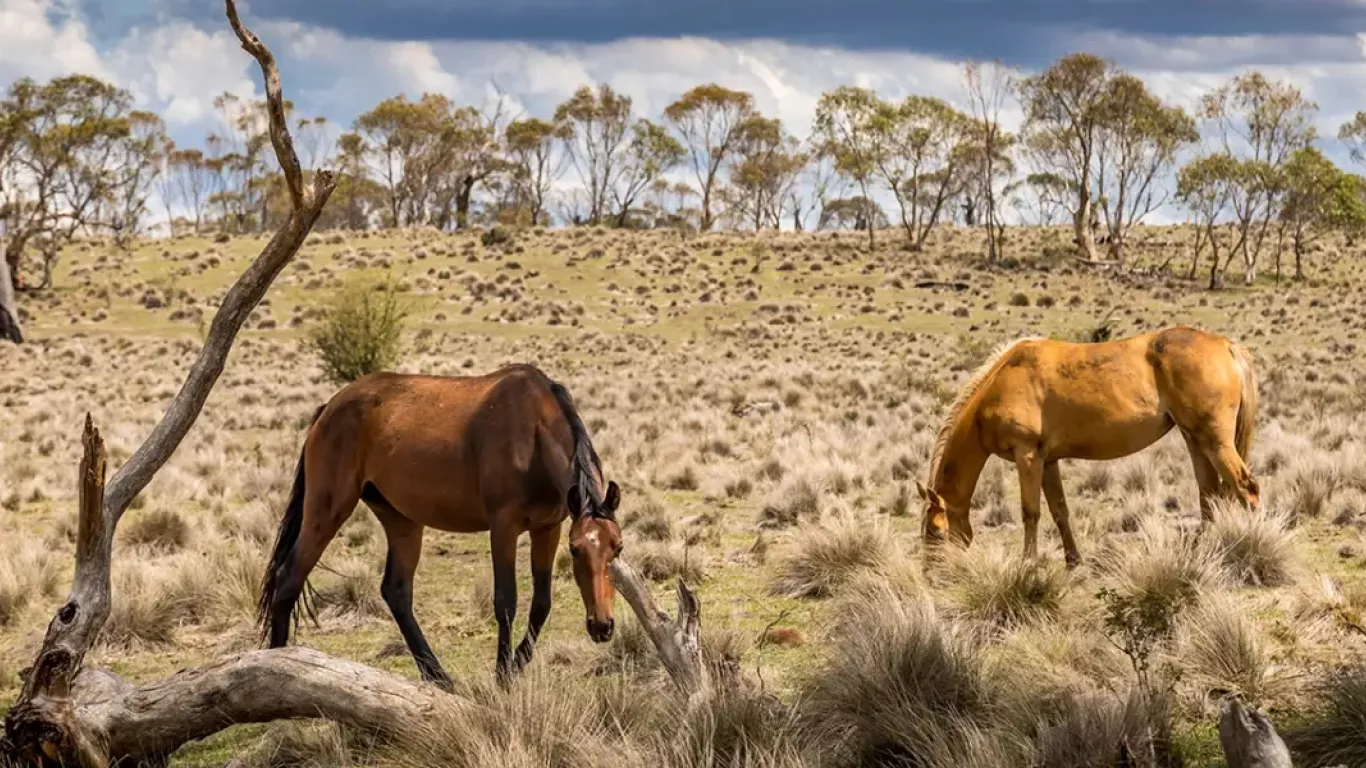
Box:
547, 377, 611, 517
928, 336, 1043, 487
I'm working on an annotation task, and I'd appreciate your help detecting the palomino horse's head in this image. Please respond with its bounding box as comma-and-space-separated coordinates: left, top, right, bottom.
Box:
915, 481, 972, 554
567, 481, 622, 643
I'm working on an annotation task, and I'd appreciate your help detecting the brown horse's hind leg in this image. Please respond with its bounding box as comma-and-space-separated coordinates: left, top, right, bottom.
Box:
1181, 430, 1224, 522
268, 484, 355, 648
1042, 461, 1081, 568
371, 507, 453, 691
512, 521, 562, 674
1015, 447, 1045, 560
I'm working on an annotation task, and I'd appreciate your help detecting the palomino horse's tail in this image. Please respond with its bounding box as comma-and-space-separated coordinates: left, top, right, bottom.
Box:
257, 404, 325, 644
1231, 342, 1258, 461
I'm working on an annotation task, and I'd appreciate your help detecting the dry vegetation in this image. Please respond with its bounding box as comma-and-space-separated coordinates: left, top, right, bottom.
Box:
3, 222, 1366, 766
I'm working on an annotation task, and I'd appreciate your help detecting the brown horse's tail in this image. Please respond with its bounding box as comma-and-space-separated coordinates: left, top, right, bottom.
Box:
1231, 342, 1258, 461
257, 405, 324, 644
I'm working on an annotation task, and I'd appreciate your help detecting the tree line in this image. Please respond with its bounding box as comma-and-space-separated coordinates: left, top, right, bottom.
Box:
4, 52, 1366, 294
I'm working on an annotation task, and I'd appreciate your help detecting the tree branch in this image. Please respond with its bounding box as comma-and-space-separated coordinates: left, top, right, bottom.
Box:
609, 561, 707, 696
226, 0, 305, 212
0, 253, 21, 343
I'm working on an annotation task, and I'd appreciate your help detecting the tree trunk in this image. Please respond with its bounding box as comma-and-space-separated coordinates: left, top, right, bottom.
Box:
455, 175, 476, 231
1294, 237, 1305, 281
1074, 193, 1098, 262
0, 251, 22, 343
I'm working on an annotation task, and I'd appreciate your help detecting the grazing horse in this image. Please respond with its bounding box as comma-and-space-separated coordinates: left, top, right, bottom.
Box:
916, 326, 1259, 567
258, 364, 623, 688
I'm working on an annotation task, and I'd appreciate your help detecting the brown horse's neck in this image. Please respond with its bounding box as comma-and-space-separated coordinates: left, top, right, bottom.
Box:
931, 410, 990, 515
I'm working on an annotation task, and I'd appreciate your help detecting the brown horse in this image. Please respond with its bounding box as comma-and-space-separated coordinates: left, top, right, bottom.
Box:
916, 326, 1259, 567
258, 364, 623, 688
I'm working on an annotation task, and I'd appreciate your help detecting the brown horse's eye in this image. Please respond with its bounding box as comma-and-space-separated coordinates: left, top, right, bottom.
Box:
569, 546, 581, 559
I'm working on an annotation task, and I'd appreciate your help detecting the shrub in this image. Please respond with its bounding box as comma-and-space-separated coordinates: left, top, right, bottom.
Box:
1178, 596, 1283, 704
307, 277, 409, 384
481, 226, 514, 248
1031, 689, 1180, 768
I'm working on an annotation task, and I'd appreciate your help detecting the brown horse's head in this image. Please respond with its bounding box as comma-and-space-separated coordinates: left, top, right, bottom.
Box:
567, 481, 622, 643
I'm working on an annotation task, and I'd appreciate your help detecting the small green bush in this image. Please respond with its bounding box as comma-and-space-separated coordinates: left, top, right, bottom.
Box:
308, 277, 409, 384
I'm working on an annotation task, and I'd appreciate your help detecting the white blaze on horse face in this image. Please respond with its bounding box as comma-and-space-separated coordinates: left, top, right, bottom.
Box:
586, 530, 600, 546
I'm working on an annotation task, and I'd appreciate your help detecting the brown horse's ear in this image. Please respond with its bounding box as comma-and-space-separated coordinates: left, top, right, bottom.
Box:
603, 481, 620, 516
915, 481, 929, 501
567, 485, 584, 520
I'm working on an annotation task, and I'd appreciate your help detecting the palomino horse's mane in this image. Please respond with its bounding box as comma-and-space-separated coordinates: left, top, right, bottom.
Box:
928, 336, 1044, 487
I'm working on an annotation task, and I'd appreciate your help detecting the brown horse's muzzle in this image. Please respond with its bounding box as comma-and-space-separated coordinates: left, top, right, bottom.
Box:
587, 617, 614, 643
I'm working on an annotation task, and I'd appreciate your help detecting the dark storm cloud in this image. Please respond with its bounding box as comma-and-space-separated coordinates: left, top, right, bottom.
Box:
115, 0, 1366, 67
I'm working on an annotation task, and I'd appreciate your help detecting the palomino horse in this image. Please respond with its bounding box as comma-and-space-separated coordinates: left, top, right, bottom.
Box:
258, 364, 623, 688
916, 326, 1259, 567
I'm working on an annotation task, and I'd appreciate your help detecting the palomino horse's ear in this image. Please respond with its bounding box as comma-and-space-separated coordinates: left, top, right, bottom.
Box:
567, 485, 584, 520
603, 481, 620, 515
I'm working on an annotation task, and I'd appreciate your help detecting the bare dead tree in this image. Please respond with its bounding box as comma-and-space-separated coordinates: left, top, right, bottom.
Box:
0, 252, 20, 342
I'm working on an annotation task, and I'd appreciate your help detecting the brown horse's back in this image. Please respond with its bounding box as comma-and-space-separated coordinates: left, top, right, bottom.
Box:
306, 365, 574, 534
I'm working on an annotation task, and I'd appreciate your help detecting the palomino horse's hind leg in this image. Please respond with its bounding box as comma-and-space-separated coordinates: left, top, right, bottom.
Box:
1014, 447, 1045, 560
1188, 428, 1260, 515
1042, 461, 1081, 567
512, 521, 562, 674
371, 508, 453, 691
1180, 430, 1224, 522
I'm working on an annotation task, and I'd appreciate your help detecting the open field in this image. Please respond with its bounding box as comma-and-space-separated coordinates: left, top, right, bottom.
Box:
4, 224, 1366, 766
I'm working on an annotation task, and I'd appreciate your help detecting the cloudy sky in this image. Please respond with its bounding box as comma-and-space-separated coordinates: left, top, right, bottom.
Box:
4, 0, 1366, 222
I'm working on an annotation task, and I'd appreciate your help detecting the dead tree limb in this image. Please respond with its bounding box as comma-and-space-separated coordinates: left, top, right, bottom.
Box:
2, 1, 337, 763
1218, 694, 1292, 768
913, 280, 970, 291
609, 562, 707, 696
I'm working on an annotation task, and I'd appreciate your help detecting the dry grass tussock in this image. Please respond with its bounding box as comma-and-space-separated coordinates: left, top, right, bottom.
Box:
769, 514, 897, 598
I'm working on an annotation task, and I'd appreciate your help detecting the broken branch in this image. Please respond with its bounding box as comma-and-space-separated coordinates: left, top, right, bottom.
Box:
609, 561, 707, 696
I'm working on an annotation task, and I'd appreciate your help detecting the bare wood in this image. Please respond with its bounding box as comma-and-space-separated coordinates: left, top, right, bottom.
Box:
1218, 695, 1292, 768
226, 0, 304, 211
609, 560, 707, 695
0, 253, 21, 343
914, 280, 970, 290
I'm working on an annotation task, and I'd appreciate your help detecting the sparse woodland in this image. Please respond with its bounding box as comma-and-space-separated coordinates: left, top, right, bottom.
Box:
4, 5, 1366, 768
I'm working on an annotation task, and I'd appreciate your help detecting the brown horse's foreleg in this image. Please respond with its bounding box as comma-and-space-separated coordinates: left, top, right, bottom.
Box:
1042, 461, 1080, 568
1015, 447, 1045, 560
375, 514, 452, 691
512, 522, 562, 674
491, 520, 521, 686
1181, 430, 1224, 522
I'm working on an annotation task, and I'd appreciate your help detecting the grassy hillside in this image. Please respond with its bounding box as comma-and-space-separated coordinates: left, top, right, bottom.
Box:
3, 224, 1366, 766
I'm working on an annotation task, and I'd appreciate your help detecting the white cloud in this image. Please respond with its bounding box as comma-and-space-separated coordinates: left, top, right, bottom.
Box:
7, 0, 1366, 229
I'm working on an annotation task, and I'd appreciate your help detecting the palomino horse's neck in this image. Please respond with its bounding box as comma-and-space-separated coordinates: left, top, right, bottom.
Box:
930, 416, 990, 513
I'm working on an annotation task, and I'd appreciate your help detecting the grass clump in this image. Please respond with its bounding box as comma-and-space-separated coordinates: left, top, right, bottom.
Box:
944, 544, 1069, 627
769, 517, 893, 599
1285, 666, 1366, 767
1207, 500, 1298, 587
308, 276, 410, 384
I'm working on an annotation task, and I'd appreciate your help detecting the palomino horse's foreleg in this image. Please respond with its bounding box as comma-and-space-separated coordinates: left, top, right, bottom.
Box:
513, 522, 562, 674
1042, 461, 1081, 567
375, 515, 452, 691
1181, 430, 1224, 522
1014, 447, 1045, 560
491, 521, 521, 686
